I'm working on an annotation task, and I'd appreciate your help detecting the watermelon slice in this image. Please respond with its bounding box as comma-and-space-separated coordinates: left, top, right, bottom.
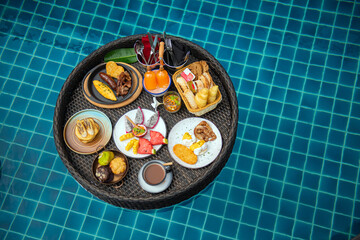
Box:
138, 138, 156, 154
146, 111, 160, 129
150, 131, 168, 145
134, 107, 144, 125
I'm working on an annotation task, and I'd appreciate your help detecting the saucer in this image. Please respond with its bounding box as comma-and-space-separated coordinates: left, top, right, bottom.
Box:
138, 160, 173, 193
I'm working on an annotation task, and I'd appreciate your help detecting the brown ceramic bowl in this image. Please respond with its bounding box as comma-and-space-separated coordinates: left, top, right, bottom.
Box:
92, 150, 129, 185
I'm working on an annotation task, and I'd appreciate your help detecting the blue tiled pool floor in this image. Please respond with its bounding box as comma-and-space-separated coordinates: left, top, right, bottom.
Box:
1, 0, 360, 239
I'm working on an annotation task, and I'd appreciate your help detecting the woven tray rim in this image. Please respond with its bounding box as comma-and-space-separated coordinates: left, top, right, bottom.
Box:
53, 34, 239, 209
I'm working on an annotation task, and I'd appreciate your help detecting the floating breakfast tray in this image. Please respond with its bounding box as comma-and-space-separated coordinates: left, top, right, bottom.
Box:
53, 34, 238, 210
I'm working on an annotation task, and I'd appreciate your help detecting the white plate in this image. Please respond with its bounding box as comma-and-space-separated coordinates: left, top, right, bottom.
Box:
168, 118, 222, 169
113, 108, 167, 158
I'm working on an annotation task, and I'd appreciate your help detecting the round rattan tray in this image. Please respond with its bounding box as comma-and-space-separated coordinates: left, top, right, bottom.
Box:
53, 34, 238, 210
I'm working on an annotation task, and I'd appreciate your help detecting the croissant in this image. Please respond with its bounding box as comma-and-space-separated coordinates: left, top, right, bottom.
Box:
208, 85, 218, 103
195, 88, 209, 108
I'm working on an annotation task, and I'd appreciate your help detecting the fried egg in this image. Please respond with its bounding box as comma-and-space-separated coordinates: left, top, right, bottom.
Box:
190, 140, 208, 155
182, 132, 196, 147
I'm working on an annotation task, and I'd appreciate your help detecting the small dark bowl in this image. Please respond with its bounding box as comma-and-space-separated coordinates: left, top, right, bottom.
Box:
92, 150, 129, 185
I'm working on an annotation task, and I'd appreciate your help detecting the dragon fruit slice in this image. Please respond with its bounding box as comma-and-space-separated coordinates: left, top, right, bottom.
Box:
134, 107, 144, 125
146, 111, 160, 129
125, 117, 133, 133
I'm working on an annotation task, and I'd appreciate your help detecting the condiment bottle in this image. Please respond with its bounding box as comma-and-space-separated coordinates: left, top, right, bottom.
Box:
144, 66, 157, 90
156, 42, 170, 88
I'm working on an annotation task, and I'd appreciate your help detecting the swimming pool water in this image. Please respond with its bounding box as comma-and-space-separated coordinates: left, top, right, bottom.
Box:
0, 0, 359, 239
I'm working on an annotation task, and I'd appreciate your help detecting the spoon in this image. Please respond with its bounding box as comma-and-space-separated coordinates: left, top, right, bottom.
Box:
125, 115, 138, 128
149, 34, 158, 64
163, 162, 173, 166
151, 97, 163, 111
135, 41, 148, 65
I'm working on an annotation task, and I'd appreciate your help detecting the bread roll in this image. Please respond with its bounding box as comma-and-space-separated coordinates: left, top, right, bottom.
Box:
200, 61, 209, 72
183, 89, 198, 109
189, 62, 203, 79
195, 88, 209, 108
193, 80, 204, 91
199, 75, 209, 88
176, 76, 189, 92
202, 72, 213, 87
208, 85, 218, 103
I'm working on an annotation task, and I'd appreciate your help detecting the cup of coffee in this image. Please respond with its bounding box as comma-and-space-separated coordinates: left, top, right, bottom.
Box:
142, 160, 171, 185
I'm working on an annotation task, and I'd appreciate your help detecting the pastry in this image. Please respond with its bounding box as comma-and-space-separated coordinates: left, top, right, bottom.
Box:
109, 157, 126, 174
194, 121, 217, 142
75, 118, 100, 143
195, 88, 209, 108
173, 144, 198, 164
208, 85, 218, 104
183, 89, 198, 109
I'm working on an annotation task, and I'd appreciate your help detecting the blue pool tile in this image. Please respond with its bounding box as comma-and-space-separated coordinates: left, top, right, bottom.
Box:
0, 125, 15, 142
9, 179, 29, 196
238, 224, 255, 239
118, 209, 137, 227
40, 187, 59, 205
209, 198, 226, 216
333, 213, 351, 233
17, 198, 37, 217
204, 214, 222, 233
98, 221, 116, 239
56, 191, 75, 209
49, 207, 68, 226
340, 164, 358, 182
258, 212, 276, 231
151, 217, 169, 236
293, 221, 311, 239
28, 134, 47, 149
228, 186, 246, 204
82, 216, 100, 235
31, 167, 50, 185
335, 197, 353, 216
26, 219, 46, 239
43, 224, 62, 240
265, 179, 283, 199
113, 225, 132, 240
60, 228, 79, 240
14, 163, 34, 181
131, 229, 148, 240
282, 184, 300, 202
33, 203, 52, 222
2, 194, 21, 213
46, 172, 65, 189
102, 205, 120, 222
10, 215, 30, 234
338, 180, 356, 199
317, 192, 335, 212
65, 211, 85, 231
134, 212, 152, 231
